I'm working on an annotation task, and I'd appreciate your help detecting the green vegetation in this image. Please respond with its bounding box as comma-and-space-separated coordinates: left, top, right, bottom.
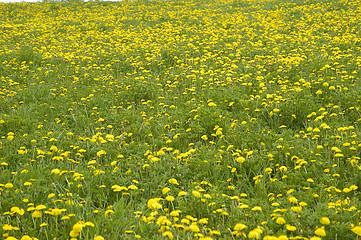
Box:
1, 0, 361, 239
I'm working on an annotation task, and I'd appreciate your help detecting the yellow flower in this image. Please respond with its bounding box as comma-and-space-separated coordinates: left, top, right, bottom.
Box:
23, 182, 32, 186
94, 236, 104, 240
276, 217, 286, 225
32, 211, 42, 218
350, 185, 358, 190
248, 230, 259, 239
286, 225, 297, 231
5, 183, 13, 188
51, 169, 60, 174
3, 224, 14, 231
112, 185, 128, 192
165, 196, 175, 202
36, 205, 46, 210
235, 156, 245, 164
178, 191, 187, 197
351, 226, 361, 236
162, 187, 171, 195
170, 210, 181, 217
5, 237, 17, 240
162, 231, 173, 239
234, 223, 247, 231
48, 193, 55, 198
251, 206, 262, 211
69, 230, 79, 238
192, 191, 201, 198
315, 227, 326, 237
73, 223, 84, 232
288, 196, 298, 204
51, 208, 63, 216
96, 150, 106, 157
168, 178, 179, 185
105, 209, 115, 217
7, 132, 14, 140
189, 224, 200, 232
210, 230, 221, 236
320, 217, 330, 225
265, 168, 272, 174
50, 145, 58, 152
147, 198, 162, 209
21, 236, 33, 240
157, 216, 172, 226
128, 185, 138, 190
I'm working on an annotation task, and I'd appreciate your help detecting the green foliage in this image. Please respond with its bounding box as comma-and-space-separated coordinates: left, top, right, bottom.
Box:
1, 0, 361, 239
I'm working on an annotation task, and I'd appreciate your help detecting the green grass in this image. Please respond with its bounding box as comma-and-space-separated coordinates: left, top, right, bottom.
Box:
1, 0, 361, 239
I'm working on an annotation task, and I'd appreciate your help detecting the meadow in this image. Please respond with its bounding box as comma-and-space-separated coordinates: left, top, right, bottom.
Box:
1, 0, 361, 239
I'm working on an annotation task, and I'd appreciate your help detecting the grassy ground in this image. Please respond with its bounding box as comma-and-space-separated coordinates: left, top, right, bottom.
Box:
1, 0, 361, 239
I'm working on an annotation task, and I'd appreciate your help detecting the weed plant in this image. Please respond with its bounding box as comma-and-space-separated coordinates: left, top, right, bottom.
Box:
1, 0, 361, 239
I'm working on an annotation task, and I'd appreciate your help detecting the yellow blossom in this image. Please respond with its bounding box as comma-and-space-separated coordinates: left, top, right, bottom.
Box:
351, 226, 361, 236
320, 217, 330, 225
162, 231, 173, 239
315, 227, 326, 237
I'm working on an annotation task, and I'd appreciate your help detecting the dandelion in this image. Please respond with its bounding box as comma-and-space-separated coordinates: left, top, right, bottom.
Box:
3, 224, 15, 231
265, 168, 272, 174
162, 231, 173, 239
170, 210, 181, 217
315, 227, 326, 237
69, 230, 79, 238
251, 206, 262, 211
162, 187, 171, 195
248, 230, 259, 239
128, 185, 138, 190
104, 209, 115, 217
286, 225, 297, 231
48, 193, 55, 198
50, 208, 63, 216
189, 223, 200, 232
351, 226, 361, 236
165, 196, 175, 202
5, 237, 17, 240
178, 191, 187, 197
235, 156, 246, 164
72, 223, 84, 232
96, 150, 106, 157
320, 217, 330, 225
168, 178, 179, 185
20, 236, 34, 240
276, 217, 286, 225
147, 198, 162, 209
94, 236, 105, 240
288, 197, 298, 204
234, 223, 247, 231
32, 211, 42, 218
192, 191, 201, 198
210, 230, 221, 236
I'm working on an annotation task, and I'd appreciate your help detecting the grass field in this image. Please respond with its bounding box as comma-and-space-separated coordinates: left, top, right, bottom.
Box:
1, 0, 361, 239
